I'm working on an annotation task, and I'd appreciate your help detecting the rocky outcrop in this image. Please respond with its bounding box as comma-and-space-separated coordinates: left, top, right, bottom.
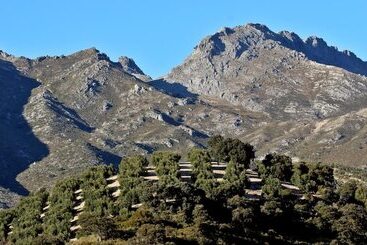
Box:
119, 56, 152, 81
166, 23, 367, 119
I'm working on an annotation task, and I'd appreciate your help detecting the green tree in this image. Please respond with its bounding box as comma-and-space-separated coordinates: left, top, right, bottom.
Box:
119, 155, 149, 178
291, 162, 309, 189
152, 151, 181, 186
226, 138, 255, 168
311, 201, 338, 234
291, 162, 335, 193
355, 184, 367, 208
260, 178, 292, 218
118, 156, 149, 209
130, 224, 166, 245
338, 180, 358, 204
77, 212, 116, 240
8, 189, 49, 243
0, 209, 14, 242
81, 165, 116, 216
229, 196, 255, 230
261, 178, 291, 200
208, 135, 255, 168
332, 204, 367, 243
43, 177, 80, 241
188, 148, 216, 196
215, 160, 248, 199
258, 153, 293, 181
207, 135, 226, 162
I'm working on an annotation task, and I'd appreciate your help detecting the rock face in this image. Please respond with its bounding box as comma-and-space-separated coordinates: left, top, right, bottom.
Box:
166, 23, 367, 119
119, 56, 152, 81
1, 23, 367, 206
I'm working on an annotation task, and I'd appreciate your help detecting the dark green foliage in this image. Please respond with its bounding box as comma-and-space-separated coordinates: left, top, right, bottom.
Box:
207, 135, 227, 162
216, 160, 248, 200
118, 156, 149, 209
2, 137, 367, 244
310, 201, 338, 233
355, 183, 367, 208
226, 138, 255, 167
129, 223, 166, 244
27, 235, 63, 245
152, 151, 181, 186
119, 155, 148, 178
224, 160, 246, 183
332, 203, 367, 243
227, 196, 255, 230
187, 148, 216, 196
81, 165, 115, 216
291, 162, 335, 192
0, 209, 14, 242
77, 212, 116, 240
43, 177, 80, 241
337, 180, 367, 209
261, 178, 291, 200
7, 189, 48, 243
258, 153, 293, 181
152, 182, 205, 214
338, 180, 358, 204
260, 178, 292, 218
208, 135, 255, 168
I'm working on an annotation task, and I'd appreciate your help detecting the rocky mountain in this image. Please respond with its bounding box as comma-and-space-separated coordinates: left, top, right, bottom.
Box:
0, 48, 214, 207
166, 23, 367, 119
165, 23, 367, 166
1, 23, 367, 207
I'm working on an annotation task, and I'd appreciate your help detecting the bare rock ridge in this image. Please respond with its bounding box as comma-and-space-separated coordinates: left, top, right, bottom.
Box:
165, 23, 367, 119
119, 56, 144, 74
1, 24, 367, 207
247, 24, 367, 76
118, 56, 151, 82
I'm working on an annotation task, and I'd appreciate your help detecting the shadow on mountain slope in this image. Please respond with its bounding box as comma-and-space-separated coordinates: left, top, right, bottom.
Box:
43, 91, 95, 133
149, 79, 198, 100
0, 60, 49, 195
87, 143, 122, 168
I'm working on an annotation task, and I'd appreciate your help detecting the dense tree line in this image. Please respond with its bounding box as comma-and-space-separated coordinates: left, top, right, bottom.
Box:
7, 189, 48, 243
1, 135, 367, 244
43, 177, 80, 242
152, 151, 182, 186
117, 155, 149, 211
80, 165, 115, 216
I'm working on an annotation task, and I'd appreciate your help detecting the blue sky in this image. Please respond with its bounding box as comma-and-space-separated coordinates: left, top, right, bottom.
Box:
1, 0, 366, 78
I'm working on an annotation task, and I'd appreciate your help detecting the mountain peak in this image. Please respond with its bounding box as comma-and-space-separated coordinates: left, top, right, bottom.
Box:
0, 50, 11, 58
166, 22, 367, 120
245, 23, 272, 32
71, 47, 110, 61
118, 56, 145, 75
118, 56, 151, 81
279, 31, 303, 43
186, 23, 367, 76
305, 36, 328, 48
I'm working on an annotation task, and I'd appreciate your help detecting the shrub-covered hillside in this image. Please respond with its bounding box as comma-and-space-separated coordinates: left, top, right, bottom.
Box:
1, 136, 367, 244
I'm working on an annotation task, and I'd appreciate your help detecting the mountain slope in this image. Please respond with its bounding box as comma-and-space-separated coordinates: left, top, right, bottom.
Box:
166, 23, 367, 119
164, 23, 367, 167
1, 23, 367, 207
0, 48, 212, 207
